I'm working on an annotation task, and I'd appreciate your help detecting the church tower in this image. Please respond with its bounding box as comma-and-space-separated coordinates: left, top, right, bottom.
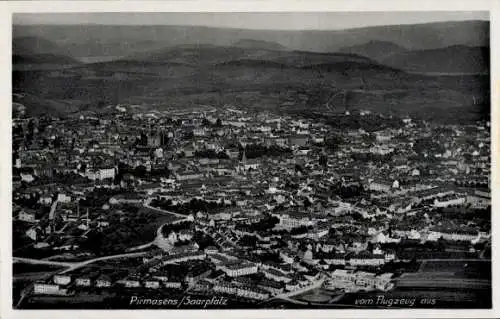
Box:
238, 147, 248, 174
241, 147, 247, 166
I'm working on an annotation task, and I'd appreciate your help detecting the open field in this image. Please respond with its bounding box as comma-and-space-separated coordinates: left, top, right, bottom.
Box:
395, 274, 491, 290
418, 260, 490, 273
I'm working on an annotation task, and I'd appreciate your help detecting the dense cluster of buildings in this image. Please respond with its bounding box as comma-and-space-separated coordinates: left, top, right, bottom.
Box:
13, 104, 491, 303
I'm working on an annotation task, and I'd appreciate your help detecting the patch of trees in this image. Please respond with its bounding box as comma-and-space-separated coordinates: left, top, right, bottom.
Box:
78, 188, 125, 208
270, 228, 289, 236
254, 251, 283, 264
58, 172, 94, 184
270, 238, 289, 249
330, 183, 364, 199
413, 137, 446, 155
161, 221, 193, 237
381, 260, 420, 274
239, 144, 292, 159
13, 193, 41, 210
195, 149, 229, 159
13, 124, 24, 137
174, 239, 190, 247
290, 225, 309, 235
238, 235, 258, 247
192, 231, 217, 250
81, 208, 161, 256
380, 239, 448, 254
116, 162, 171, 181
396, 249, 478, 260
21, 172, 94, 189
433, 126, 455, 136
351, 152, 393, 162
319, 154, 328, 167
12, 220, 34, 251
361, 133, 376, 144
151, 198, 231, 216
434, 207, 490, 232
328, 226, 360, 238
324, 114, 403, 132
284, 181, 299, 191
324, 135, 344, 152
244, 215, 280, 232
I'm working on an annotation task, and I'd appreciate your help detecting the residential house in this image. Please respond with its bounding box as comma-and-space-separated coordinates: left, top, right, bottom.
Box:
95, 275, 112, 288
144, 278, 161, 289
18, 209, 37, 223
34, 282, 70, 295
348, 251, 385, 267
53, 274, 72, 286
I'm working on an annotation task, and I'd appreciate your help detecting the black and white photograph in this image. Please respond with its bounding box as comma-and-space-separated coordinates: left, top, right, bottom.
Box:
6, 5, 494, 314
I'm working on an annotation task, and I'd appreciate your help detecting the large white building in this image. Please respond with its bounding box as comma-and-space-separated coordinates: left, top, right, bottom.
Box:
276, 212, 313, 228
220, 262, 258, 277
53, 274, 72, 286
17, 209, 36, 223
328, 270, 394, 291
427, 229, 479, 242
433, 196, 466, 208
348, 252, 385, 267
85, 167, 116, 181
161, 252, 206, 265
368, 180, 392, 193
466, 191, 491, 209
34, 282, 70, 295
263, 268, 292, 283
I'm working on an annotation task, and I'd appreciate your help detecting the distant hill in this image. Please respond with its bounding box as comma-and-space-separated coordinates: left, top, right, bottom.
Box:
232, 39, 287, 51
85, 59, 189, 68
13, 36, 81, 70
13, 20, 489, 57
130, 45, 251, 66
381, 45, 489, 74
13, 53, 80, 65
12, 91, 82, 116
11, 20, 490, 123
126, 44, 375, 68
13, 36, 74, 57
301, 61, 401, 74
214, 59, 290, 69
321, 20, 489, 51
339, 40, 409, 61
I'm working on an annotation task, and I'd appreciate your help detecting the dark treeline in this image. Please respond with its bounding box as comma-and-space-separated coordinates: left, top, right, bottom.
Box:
151, 198, 233, 216
239, 144, 292, 159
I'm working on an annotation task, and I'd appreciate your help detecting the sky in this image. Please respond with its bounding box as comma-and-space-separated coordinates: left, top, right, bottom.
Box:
13, 12, 489, 30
